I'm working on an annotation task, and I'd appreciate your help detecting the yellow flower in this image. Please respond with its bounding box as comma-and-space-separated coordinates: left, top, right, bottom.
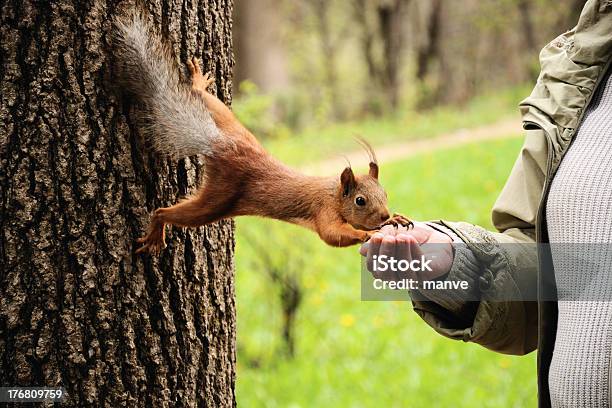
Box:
340, 314, 355, 327
499, 358, 511, 369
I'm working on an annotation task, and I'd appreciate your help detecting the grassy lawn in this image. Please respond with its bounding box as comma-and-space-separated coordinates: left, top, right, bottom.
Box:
256, 85, 529, 166
234, 136, 537, 407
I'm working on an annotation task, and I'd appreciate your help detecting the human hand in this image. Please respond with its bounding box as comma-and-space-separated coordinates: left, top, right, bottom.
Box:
359, 222, 454, 281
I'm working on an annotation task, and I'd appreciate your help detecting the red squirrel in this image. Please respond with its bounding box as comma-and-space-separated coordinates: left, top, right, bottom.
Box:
114, 13, 411, 254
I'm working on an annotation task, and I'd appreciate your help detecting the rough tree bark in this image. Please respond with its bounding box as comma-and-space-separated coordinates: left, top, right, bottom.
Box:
0, 1, 236, 406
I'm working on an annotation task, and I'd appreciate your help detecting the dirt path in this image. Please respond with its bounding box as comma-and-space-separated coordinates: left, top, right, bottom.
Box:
301, 117, 522, 174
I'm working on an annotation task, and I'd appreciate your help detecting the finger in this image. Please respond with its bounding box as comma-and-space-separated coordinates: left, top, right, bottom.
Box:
425, 242, 454, 280
396, 234, 412, 258
407, 237, 425, 279
395, 233, 414, 280
378, 235, 397, 280
359, 242, 369, 257
366, 233, 384, 274
379, 235, 396, 257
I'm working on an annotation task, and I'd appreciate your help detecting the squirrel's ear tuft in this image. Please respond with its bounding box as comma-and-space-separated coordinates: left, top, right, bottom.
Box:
340, 167, 356, 197
369, 162, 379, 179
355, 137, 378, 179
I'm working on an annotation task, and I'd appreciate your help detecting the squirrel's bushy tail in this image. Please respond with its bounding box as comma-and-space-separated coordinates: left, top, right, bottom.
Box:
113, 12, 222, 159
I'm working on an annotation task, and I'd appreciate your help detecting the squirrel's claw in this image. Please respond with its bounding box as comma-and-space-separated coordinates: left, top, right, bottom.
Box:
187, 57, 202, 75
380, 213, 414, 229
193, 57, 203, 74
202, 72, 214, 87
136, 240, 166, 256
135, 231, 166, 255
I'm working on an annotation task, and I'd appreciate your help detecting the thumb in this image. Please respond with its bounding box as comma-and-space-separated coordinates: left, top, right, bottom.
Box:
359, 242, 369, 256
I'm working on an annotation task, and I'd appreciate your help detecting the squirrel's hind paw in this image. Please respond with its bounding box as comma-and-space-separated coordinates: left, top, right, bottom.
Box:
136, 231, 167, 255
188, 57, 214, 93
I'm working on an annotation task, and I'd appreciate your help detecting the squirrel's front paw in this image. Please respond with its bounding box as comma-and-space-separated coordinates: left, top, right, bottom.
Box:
136, 227, 166, 255
380, 213, 414, 229
363, 230, 376, 242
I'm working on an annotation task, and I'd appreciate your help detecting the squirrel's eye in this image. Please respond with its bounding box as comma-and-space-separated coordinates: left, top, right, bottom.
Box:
355, 196, 366, 207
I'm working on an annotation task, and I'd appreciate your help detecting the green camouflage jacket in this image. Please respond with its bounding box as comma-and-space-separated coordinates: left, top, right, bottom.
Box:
413, 1, 612, 406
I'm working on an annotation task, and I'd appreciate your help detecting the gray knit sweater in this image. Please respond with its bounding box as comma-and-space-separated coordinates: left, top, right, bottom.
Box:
545, 67, 612, 407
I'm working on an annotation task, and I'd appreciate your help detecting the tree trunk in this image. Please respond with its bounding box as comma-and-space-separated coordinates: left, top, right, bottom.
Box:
352, 0, 383, 87
415, 0, 441, 81
312, 0, 343, 120
0, 1, 236, 407
517, 0, 537, 54
234, 0, 289, 93
377, 0, 407, 110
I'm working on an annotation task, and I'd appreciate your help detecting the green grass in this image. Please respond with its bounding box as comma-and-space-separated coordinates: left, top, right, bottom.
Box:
253, 85, 529, 166
235, 136, 537, 407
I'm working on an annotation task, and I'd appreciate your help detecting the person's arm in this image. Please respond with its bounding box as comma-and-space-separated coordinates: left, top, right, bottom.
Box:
415, 221, 538, 356
361, 126, 548, 355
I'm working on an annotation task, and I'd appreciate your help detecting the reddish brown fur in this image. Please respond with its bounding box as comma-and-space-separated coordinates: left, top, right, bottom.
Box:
136, 59, 392, 254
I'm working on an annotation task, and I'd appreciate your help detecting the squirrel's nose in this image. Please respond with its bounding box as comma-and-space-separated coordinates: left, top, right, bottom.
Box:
380, 212, 390, 222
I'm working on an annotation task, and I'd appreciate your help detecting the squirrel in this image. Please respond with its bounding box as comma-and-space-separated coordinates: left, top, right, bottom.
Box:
113, 13, 411, 254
